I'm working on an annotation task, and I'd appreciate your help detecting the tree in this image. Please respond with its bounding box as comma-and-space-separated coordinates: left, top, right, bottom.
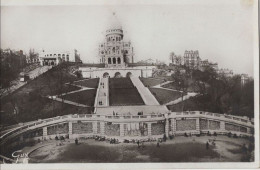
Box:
169, 52, 175, 63
171, 70, 189, 111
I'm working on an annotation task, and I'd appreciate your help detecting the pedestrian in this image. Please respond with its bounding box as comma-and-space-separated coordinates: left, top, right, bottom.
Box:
75, 138, 78, 145
157, 141, 160, 147
137, 140, 140, 148
206, 141, 209, 150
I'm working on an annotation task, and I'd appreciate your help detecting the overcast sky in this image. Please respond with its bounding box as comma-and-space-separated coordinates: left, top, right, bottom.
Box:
1, 0, 256, 76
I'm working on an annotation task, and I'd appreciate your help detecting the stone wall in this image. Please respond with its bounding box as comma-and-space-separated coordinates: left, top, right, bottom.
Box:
176, 119, 196, 131
225, 123, 240, 132
199, 119, 208, 130
105, 123, 120, 136
72, 121, 93, 134
47, 123, 69, 135
151, 122, 165, 135
209, 120, 220, 130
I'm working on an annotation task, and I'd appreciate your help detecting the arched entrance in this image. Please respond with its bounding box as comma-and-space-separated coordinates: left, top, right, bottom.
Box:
103, 72, 109, 78
114, 72, 122, 78
126, 72, 133, 77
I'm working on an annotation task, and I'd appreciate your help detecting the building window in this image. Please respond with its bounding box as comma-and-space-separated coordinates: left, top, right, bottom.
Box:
117, 57, 121, 64
113, 58, 116, 64
108, 58, 111, 64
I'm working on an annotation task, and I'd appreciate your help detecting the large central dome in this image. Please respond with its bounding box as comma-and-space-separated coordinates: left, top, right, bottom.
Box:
107, 12, 122, 30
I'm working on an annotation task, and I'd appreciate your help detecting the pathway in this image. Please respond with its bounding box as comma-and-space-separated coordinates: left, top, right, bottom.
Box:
165, 92, 198, 105
48, 96, 89, 107
153, 80, 173, 88
130, 77, 159, 105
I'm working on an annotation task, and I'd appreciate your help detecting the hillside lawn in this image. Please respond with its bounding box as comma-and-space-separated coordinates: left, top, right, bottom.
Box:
0, 64, 89, 126
149, 88, 184, 105
62, 89, 97, 106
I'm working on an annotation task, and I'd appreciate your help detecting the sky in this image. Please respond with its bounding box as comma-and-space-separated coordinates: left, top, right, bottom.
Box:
1, 0, 257, 76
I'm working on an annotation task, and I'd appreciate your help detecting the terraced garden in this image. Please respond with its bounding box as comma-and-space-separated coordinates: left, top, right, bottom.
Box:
109, 78, 144, 106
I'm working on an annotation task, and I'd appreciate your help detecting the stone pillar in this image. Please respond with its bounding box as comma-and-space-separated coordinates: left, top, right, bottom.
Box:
172, 119, 176, 134
207, 119, 210, 130
43, 126, 47, 140
165, 119, 169, 138
120, 123, 124, 137
100, 121, 105, 136
148, 122, 152, 137
196, 118, 200, 132
93, 121, 98, 134
220, 121, 225, 131
68, 121, 73, 139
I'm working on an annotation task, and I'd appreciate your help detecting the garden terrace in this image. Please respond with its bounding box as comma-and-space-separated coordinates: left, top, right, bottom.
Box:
62, 89, 97, 106
47, 123, 69, 135
72, 122, 93, 134
105, 123, 120, 136
73, 78, 99, 88
139, 78, 165, 87
109, 78, 134, 89
176, 119, 196, 131
149, 88, 183, 105
109, 78, 144, 106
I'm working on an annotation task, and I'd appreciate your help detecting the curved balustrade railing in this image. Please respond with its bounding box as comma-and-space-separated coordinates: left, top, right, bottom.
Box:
0, 111, 254, 146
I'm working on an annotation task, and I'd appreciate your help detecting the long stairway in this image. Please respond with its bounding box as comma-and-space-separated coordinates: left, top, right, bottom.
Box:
94, 78, 109, 108
130, 77, 160, 105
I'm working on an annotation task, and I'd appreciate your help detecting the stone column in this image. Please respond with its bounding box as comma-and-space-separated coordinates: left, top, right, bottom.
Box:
68, 122, 73, 138
165, 119, 169, 138
43, 126, 47, 140
172, 119, 176, 134
120, 123, 124, 137
196, 118, 200, 132
220, 121, 225, 131
207, 119, 210, 130
148, 122, 152, 137
93, 121, 98, 134
100, 121, 105, 136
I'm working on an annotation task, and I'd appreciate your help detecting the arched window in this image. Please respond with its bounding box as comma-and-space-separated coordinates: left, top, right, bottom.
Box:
66, 55, 69, 61
113, 58, 116, 64
58, 54, 61, 57
108, 58, 111, 64
112, 47, 115, 53
117, 57, 121, 64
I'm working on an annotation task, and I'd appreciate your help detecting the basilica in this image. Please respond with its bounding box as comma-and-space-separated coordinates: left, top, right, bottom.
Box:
79, 16, 155, 78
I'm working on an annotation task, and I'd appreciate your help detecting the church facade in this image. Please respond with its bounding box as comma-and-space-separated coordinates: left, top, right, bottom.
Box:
98, 27, 134, 68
